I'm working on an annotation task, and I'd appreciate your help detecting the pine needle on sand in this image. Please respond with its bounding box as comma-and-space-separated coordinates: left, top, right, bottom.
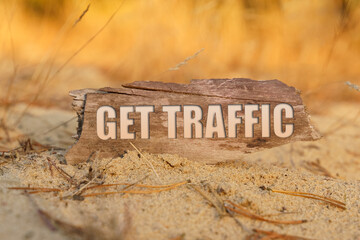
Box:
130, 142, 162, 183
270, 189, 346, 210
248, 229, 314, 240
224, 200, 307, 225
82, 180, 188, 198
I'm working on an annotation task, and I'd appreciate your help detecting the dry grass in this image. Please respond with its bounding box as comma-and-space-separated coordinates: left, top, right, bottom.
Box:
0, 0, 360, 111
0, 0, 359, 147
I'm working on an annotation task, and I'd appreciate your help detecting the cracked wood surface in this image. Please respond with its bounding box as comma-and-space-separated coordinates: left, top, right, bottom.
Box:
65, 78, 320, 164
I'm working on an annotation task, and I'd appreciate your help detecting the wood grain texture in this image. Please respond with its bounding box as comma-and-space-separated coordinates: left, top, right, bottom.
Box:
65, 78, 320, 164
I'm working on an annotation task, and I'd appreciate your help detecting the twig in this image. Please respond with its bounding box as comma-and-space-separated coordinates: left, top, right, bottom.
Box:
130, 142, 162, 183
85, 180, 186, 190
188, 184, 251, 233
62, 177, 97, 199
73, 3, 91, 27
188, 184, 226, 217
46, 157, 76, 185
110, 175, 150, 199
28, 190, 60, 195
47, 159, 54, 177
63, 150, 137, 199
225, 200, 307, 225
9, 187, 61, 192
9, 187, 61, 194
248, 229, 314, 240
271, 189, 346, 210
147, 48, 204, 81
206, 183, 227, 215
261, 211, 299, 218
119, 174, 149, 192
168, 48, 204, 71
83, 180, 187, 198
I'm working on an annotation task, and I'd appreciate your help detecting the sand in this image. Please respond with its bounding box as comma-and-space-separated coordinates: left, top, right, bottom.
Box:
0, 102, 359, 240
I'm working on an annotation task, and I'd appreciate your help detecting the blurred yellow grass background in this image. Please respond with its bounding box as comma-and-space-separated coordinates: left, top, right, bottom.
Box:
0, 0, 359, 110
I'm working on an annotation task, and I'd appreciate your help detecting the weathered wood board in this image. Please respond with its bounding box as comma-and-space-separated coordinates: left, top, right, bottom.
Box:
65, 78, 320, 164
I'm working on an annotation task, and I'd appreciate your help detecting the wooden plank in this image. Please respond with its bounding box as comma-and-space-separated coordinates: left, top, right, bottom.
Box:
65, 78, 320, 164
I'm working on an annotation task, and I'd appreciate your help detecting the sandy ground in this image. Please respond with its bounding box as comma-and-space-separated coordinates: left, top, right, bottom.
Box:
0, 102, 359, 240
